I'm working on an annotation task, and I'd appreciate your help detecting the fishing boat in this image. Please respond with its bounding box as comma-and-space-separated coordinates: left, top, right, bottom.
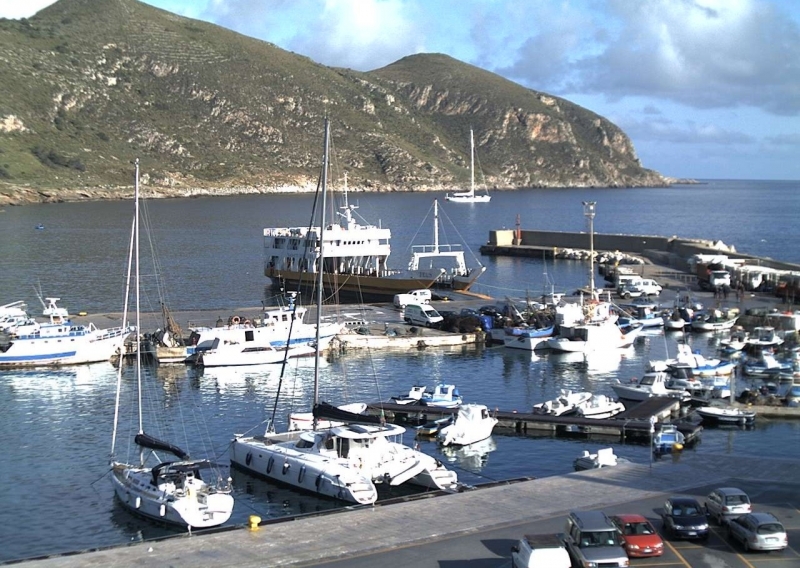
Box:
612, 371, 691, 402
232, 119, 461, 504
110, 159, 234, 529
444, 128, 491, 203
420, 383, 462, 408
0, 297, 131, 368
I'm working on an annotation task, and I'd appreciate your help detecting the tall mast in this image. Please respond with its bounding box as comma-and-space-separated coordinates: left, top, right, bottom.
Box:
470, 128, 475, 197
314, 119, 330, 411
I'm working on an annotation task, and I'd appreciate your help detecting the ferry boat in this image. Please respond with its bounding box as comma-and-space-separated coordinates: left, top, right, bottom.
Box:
263, 194, 485, 302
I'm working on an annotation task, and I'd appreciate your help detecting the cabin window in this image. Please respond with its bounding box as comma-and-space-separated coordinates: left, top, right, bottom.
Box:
296, 439, 314, 449
245, 330, 254, 342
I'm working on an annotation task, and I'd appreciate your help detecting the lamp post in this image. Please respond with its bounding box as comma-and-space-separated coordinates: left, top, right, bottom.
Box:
582, 201, 596, 299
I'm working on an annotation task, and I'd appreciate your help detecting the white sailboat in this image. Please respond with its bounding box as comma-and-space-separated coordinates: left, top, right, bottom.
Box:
110, 160, 234, 529
231, 120, 460, 504
445, 128, 491, 203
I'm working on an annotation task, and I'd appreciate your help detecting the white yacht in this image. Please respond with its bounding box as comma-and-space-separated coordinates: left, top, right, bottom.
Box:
444, 128, 491, 203
437, 404, 498, 446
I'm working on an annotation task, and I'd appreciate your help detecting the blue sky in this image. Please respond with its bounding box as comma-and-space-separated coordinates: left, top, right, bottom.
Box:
3, 0, 799, 181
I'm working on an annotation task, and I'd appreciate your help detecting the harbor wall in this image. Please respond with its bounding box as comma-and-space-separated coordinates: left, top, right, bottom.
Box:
483, 230, 800, 273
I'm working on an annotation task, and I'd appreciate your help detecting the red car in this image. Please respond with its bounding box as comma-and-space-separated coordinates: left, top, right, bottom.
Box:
611, 514, 664, 558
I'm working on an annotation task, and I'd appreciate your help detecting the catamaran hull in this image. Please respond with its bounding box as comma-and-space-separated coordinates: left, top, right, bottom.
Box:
231, 435, 379, 505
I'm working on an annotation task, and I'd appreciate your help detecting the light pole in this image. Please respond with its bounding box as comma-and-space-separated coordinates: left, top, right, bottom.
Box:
582, 201, 596, 299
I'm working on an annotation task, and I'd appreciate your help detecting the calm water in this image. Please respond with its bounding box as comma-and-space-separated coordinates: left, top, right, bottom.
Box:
1, 180, 799, 562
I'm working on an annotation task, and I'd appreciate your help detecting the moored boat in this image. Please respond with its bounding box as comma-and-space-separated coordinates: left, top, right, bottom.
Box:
695, 405, 756, 425
437, 404, 498, 446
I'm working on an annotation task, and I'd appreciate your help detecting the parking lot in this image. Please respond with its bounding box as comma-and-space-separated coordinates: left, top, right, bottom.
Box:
310, 478, 800, 568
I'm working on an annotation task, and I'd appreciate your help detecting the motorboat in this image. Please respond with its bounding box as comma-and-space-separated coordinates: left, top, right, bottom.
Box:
695, 405, 756, 425
0, 297, 132, 368
575, 395, 625, 419
653, 424, 685, 454
438, 403, 498, 446
231, 120, 461, 504
391, 385, 429, 405
744, 326, 783, 349
414, 415, 454, 437
742, 353, 792, 378
545, 318, 639, 353
573, 447, 625, 471
421, 383, 462, 408
618, 303, 664, 329
187, 295, 342, 366
532, 390, 592, 416
110, 160, 234, 529
444, 128, 491, 203
719, 326, 748, 353
612, 371, 690, 402
195, 337, 317, 367
690, 308, 740, 332
649, 343, 736, 377
502, 324, 555, 351
663, 307, 694, 331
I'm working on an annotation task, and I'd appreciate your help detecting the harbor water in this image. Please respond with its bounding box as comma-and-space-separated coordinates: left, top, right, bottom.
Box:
1, 179, 799, 563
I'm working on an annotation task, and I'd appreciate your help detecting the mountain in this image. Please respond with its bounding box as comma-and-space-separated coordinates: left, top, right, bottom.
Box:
0, 0, 666, 205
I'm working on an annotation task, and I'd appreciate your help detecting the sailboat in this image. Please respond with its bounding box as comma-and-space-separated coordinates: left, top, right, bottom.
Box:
110, 159, 234, 528
445, 128, 491, 203
231, 119, 460, 505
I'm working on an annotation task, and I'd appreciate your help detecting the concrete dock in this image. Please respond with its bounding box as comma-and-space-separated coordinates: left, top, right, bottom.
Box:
16, 452, 800, 567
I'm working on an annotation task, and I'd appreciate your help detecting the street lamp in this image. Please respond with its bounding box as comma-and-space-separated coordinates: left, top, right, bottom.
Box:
582, 201, 596, 299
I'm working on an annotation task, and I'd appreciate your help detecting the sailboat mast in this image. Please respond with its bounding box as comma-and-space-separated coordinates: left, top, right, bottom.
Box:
433, 199, 440, 253
134, 160, 143, 438
314, 118, 330, 410
110, 163, 138, 458
470, 128, 475, 197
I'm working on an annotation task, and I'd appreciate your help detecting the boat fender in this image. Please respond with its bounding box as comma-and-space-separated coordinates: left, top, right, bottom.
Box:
315, 474, 323, 491
282, 461, 291, 475
266, 456, 274, 474
135, 496, 141, 509
159, 504, 166, 517
231, 315, 241, 325
245, 452, 252, 466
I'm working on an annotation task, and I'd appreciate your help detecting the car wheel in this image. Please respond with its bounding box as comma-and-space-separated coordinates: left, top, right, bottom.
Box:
624, 292, 631, 299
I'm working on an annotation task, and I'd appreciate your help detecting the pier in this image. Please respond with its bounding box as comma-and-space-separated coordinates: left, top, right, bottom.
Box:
366, 397, 703, 444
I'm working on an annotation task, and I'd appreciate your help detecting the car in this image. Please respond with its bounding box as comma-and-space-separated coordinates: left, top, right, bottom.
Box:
727, 512, 788, 551
561, 511, 630, 567
510, 533, 571, 568
661, 496, 709, 540
705, 487, 751, 525
620, 279, 662, 299
610, 514, 664, 558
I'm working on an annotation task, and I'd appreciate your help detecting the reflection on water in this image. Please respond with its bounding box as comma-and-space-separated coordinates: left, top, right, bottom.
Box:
440, 436, 498, 472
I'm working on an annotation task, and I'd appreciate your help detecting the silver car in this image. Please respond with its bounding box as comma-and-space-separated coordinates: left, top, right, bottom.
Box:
727, 512, 788, 551
705, 487, 751, 524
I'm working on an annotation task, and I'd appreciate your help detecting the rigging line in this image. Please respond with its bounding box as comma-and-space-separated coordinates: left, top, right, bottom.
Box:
401, 200, 437, 257
436, 204, 484, 267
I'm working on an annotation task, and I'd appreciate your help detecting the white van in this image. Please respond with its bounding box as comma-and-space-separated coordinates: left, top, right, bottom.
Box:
511, 534, 571, 568
403, 304, 443, 327
393, 289, 432, 309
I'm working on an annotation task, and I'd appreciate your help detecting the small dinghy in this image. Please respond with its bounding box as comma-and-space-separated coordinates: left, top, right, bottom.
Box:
695, 405, 756, 425
653, 424, 685, 454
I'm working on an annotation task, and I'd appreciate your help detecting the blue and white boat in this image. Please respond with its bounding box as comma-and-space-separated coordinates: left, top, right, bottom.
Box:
502, 324, 555, 351
653, 424, 685, 454
0, 298, 132, 368
421, 383, 462, 408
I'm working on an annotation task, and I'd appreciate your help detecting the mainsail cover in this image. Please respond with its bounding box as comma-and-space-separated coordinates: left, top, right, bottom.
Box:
135, 433, 190, 460
313, 402, 383, 425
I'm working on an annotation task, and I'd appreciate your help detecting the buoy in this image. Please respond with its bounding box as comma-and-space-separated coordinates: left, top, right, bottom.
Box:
673, 442, 684, 452
248, 515, 261, 530
78, 311, 88, 316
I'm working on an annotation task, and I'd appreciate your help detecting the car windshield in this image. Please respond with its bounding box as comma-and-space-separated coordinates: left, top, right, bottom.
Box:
757, 523, 784, 534
623, 522, 655, 536
579, 531, 620, 547
674, 505, 700, 516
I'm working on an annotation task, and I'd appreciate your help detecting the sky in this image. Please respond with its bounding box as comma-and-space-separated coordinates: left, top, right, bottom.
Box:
2, 0, 799, 181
